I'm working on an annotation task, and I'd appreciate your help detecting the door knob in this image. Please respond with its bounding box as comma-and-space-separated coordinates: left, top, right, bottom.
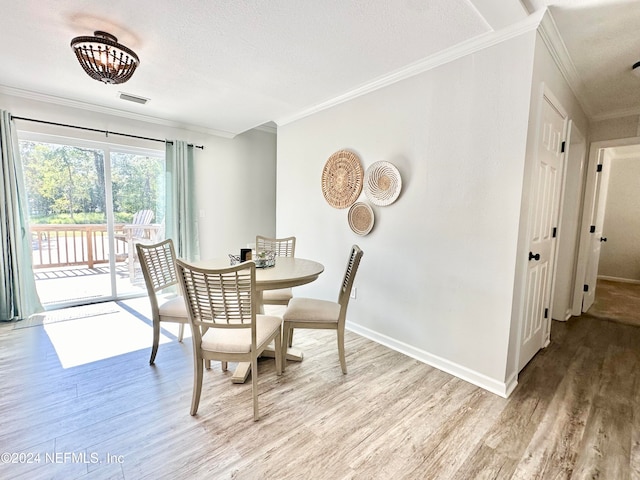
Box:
600, 237, 607, 242
528, 252, 540, 261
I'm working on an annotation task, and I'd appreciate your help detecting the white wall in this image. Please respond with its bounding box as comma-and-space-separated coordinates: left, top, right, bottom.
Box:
591, 115, 640, 142
0, 92, 277, 262
277, 30, 537, 395
599, 154, 640, 281
194, 127, 277, 259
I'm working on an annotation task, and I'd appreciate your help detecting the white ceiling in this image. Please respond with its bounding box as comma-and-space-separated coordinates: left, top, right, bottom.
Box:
0, 0, 637, 137
545, 0, 640, 121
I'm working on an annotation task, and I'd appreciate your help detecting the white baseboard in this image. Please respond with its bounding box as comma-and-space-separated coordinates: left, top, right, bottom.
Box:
597, 275, 640, 285
552, 308, 572, 322
346, 321, 516, 398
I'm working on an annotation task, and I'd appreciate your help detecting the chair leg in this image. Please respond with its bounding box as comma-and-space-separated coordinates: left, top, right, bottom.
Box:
190, 356, 204, 416
282, 322, 290, 372
275, 330, 283, 376
149, 320, 160, 365
337, 328, 347, 374
178, 323, 185, 342
288, 327, 294, 347
221, 361, 228, 371
252, 356, 259, 421
200, 326, 211, 370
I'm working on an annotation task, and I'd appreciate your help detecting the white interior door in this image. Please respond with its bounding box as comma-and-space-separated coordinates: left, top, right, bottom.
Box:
581, 151, 611, 311
519, 92, 567, 371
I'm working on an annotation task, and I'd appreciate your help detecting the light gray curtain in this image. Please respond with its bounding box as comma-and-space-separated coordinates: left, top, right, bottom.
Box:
0, 110, 43, 321
165, 140, 199, 261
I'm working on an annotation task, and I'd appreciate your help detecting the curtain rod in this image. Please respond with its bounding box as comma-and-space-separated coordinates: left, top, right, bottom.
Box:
10, 116, 204, 149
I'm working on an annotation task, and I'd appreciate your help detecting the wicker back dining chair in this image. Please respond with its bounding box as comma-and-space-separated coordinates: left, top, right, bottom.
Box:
175, 259, 283, 421
255, 235, 297, 306
256, 235, 296, 258
136, 239, 188, 365
282, 245, 363, 374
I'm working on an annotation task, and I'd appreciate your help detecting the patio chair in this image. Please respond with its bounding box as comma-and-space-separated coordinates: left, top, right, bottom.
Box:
282, 245, 363, 374
126, 209, 155, 237
116, 209, 160, 278
175, 258, 283, 421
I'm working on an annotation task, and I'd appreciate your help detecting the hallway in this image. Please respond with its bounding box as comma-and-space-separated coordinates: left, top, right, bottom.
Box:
585, 279, 640, 328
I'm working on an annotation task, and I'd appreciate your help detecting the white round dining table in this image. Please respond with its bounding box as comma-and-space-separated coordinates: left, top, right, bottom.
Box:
194, 257, 323, 306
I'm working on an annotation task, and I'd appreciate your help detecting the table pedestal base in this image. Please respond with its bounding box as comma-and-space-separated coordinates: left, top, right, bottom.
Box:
231, 347, 304, 384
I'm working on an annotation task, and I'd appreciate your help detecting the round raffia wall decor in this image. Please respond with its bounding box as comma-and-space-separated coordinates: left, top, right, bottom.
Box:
321, 150, 364, 209
364, 161, 402, 206
348, 202, 374, 236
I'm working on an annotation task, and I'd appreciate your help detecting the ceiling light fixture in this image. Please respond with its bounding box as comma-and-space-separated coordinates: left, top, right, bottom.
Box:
633, 61, 640, 78
70, 31, 139, 85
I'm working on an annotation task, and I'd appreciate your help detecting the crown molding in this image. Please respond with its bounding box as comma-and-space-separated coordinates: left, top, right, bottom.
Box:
590, 107, 640, 123
253, 122, 277, 134
0, 85, 236, 139
537, 9, 595, 120
277, 9, 545, 127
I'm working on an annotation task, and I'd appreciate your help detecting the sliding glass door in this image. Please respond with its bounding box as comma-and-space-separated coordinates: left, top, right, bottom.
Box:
19, 133, 165, 309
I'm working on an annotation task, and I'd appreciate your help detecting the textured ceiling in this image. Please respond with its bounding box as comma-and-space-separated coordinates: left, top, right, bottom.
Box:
0, 0, 516, 136
547, 0, 640, 120
0, 1, 636, 137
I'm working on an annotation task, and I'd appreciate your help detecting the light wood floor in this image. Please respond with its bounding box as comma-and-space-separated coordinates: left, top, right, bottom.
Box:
1, 291, 640, 479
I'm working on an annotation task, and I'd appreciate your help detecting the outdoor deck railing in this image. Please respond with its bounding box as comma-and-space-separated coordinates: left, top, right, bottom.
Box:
31, 224, 128, 269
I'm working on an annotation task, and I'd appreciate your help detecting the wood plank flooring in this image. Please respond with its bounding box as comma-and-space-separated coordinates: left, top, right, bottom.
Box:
1, 290, 640, 479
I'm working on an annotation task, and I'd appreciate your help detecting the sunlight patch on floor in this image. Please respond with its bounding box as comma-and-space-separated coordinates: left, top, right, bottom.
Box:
42, 309, 185, 368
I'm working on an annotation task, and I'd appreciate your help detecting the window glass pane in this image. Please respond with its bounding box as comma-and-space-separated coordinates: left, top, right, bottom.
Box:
111, 151, 165, 226
21, 141, 106, 224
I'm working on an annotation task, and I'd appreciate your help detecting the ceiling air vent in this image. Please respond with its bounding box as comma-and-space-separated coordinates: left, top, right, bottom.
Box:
118, 92, 149, 105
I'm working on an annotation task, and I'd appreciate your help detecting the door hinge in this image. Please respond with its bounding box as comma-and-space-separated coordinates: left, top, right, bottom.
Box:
590, 225, 596, 233
544, 308, 549, 319
597, 164, 603, 172
561, 141, 566, 153
584, 284, 589, 292
552, 227, 557, 238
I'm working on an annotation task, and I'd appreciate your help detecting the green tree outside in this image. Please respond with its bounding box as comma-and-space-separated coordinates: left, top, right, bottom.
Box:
20, 141, 164, 225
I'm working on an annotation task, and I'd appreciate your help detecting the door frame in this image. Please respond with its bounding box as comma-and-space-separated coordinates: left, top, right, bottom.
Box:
551, 121, 587, 321
572, 135, 640, 315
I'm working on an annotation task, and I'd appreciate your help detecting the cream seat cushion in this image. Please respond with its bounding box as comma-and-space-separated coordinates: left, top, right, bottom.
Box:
283, 298, 341, 323
262, 287, 293, 302
157, 294, 188, 320
201, 315, 282, 354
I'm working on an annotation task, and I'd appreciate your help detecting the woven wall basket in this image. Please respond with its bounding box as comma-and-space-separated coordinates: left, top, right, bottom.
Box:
364, 161, 402, 206
348, 202, 374, 236
321, 150, 364, 209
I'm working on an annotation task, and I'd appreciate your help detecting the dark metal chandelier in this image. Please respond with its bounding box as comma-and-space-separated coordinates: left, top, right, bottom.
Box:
70, 31, 139, 85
